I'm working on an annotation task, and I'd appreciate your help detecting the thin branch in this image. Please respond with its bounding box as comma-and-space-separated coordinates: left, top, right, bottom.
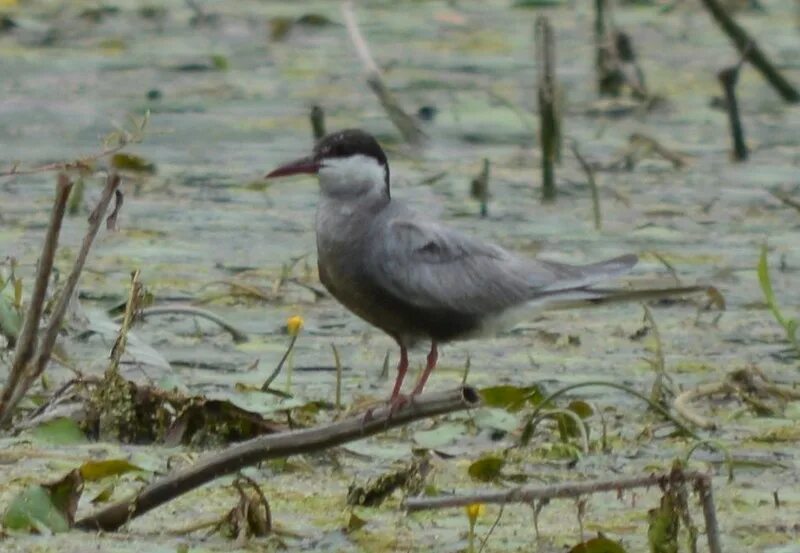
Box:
570, 142, 601, 230
341, 1, 426, 145
1, 112, 148, 178
0, 175, 73, 426
535, 15, 559, 202
2, 174, 121, 424
673, 381, 733, 430
75, 386, 479, 531
699, 0, 799, 103
114, 305, 249, 344
261, 334, 298, 391
405, 470, 722, 553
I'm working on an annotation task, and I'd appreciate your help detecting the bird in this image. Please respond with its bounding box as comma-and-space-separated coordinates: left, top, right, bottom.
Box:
266, 129, 703, 408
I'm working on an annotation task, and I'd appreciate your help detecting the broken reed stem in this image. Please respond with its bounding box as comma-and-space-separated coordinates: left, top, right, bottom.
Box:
699, 0, 799, 103
5, 173, 122, 419
310, 105, 326, 141
341, 1, 425, 145
109, 270, 143, 374
718, 65, 748, 161
76, 386, 480, 531
594, 0, 623, 96
0, 175, 73, 426
535, 16, 558, 202
470, 159, 490, 218
615, 32, 647, 99
113, 305, 249, 344
405, 469, 722, 553
332, 343, 342, 411
570, 142, 601, 230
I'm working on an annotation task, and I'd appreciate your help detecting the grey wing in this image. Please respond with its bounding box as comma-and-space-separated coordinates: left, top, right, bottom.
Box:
365, 216, 637, 315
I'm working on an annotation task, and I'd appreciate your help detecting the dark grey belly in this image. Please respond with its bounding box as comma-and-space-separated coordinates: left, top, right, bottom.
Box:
319, 262, 480, 345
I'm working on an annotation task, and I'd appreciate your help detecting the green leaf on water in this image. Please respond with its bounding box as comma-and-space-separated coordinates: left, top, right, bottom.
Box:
648, 492, 679, 553
480, 384, 544, 411
79, 459, 144, 481
111, 153, 157, 174
467, 455, 505, 482
29, 418, 88, 445
2, 470, 83, 534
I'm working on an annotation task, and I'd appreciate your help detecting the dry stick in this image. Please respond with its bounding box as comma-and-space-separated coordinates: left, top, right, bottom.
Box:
310, 105, 326, 141
615, 32, 647, 99
718, 64, 748, 161
699, 0, 799, 103
469, 159, 490, 218
594, 0, 623, 96
341, 1, 426, 146
570, 142, 601, 230
113, 305, 249, 344
76, 386, 479, 531
769, 190, 800, 213
405, 470, 722, 553
674, 381, 734, 430
628, 133, 688, 168
535, 16, 558, 202
0, 176, 73, 425
5, 174, 122, 418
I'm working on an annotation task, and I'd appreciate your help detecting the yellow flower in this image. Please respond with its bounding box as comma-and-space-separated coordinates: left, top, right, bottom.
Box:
465, 503, 485, 525
286, 315, 304, 337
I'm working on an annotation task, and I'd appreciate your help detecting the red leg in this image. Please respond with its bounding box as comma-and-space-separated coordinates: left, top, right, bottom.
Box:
389, 345, 409, 401
411, 341, 438, 396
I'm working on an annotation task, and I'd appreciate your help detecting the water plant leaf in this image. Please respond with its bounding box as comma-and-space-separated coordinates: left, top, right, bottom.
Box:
2, 470, 83, 533
480, 384, 544, 411
29, 417, 88, 445
79, 459, 144, 481
467, 455, 505, 482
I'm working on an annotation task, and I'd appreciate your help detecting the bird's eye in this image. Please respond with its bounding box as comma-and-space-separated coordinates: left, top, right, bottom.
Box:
420, 241, 440, 254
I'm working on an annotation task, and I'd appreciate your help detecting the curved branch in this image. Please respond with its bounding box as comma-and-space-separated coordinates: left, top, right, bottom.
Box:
76, 386, 479, 531
115, 305, 249, 343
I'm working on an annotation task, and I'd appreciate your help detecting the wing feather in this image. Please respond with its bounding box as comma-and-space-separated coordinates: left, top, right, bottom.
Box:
365, 216, 636, 316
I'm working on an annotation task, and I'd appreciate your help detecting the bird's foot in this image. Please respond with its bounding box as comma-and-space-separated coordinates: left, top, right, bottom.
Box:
361, 394, 410, 426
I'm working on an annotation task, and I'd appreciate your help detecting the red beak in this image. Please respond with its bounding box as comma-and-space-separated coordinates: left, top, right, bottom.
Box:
265, 156, 320, 179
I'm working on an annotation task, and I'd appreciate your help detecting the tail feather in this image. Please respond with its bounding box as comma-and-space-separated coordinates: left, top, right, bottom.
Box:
541, 285, 709, 311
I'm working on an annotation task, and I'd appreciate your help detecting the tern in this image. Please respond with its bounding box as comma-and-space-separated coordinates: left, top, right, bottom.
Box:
267, 129, 701, 407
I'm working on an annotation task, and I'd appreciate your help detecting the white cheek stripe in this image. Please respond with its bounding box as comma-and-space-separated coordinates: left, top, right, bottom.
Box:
319, 155, 387, 194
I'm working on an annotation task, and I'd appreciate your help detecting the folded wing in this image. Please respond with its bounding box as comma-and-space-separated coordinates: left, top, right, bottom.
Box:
364, 215, 637, 316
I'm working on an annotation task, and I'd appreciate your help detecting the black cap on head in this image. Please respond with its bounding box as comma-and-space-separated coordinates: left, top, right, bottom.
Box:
314, 129, 390, 192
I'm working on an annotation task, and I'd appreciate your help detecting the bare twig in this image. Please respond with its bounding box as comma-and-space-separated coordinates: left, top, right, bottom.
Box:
769, 190, 800, 213
674, 382, 732, 430
0, 176, 73, 426
261, 335, 298, 391
718, 61, 748, 161
109, 270, 144, 375
76, 386, 479, 531
1, 174, 121, 425
341, 1, 426, 145
535, 16, 559, 202
699, 0, 799, 103
1, 112, 149, 178
113, 304, 249, 344
469, 159, 490, 218
628, 133, 689, 168
405, 469, 722, 553
570, 142, 601, 230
